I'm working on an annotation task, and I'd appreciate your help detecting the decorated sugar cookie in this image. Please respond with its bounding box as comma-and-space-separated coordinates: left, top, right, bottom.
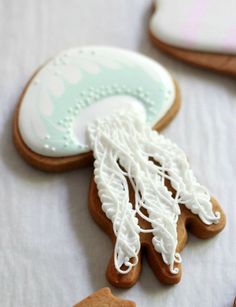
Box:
74, 288, 135, 307
13, 46, 225, 288
149, 0, 236, 76
14, 46, 180, 171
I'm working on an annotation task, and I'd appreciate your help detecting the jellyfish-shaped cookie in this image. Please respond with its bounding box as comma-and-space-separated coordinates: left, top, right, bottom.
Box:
14, 46, 225, 288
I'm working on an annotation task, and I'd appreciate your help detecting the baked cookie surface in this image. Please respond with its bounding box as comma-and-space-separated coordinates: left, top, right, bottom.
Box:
74, 288, 135, 307
88, 112, 226, 287
13, 46, 225, 289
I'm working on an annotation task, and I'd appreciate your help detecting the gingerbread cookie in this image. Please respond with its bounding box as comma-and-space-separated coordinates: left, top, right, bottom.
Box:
149, 0, 236, 76
13, 46, 225, 289
13, 46, 180, 172
74, 288, 135, 307
88, 112, 225, 287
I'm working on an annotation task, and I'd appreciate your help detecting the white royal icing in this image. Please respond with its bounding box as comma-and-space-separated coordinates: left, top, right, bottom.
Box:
150, 0, 236, 54
88, 111, 220, 275
18, 46, 175, 157
74, 95, 146, 147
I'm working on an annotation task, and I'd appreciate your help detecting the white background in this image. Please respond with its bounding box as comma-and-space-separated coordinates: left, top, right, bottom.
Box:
0, 1, 235, 306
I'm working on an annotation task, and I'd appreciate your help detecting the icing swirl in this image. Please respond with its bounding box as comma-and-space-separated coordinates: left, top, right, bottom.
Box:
88, 111, 220, 275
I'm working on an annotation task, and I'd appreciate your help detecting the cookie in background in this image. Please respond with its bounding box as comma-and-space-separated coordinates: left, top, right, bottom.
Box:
149, 0, 236, 76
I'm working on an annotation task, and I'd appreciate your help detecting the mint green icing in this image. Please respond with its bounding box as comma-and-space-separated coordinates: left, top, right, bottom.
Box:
19, 47, 175, 157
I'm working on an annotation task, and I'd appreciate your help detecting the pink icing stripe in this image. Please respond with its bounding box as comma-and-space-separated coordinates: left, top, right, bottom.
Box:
182, 0, 208, 46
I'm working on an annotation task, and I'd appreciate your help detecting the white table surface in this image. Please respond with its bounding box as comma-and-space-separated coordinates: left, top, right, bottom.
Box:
0, 1, 235, 306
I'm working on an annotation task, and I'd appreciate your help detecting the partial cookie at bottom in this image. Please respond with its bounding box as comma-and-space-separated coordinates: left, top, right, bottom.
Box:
74, 288, 135, 307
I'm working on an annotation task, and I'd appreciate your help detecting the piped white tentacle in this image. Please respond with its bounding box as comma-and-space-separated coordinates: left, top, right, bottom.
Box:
88, 111, 220, 275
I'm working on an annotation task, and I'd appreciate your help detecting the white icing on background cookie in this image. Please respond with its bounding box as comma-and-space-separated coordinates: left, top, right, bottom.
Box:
150, 0, 236, 54
88, 111, 220, 275
18, 46, 175, 157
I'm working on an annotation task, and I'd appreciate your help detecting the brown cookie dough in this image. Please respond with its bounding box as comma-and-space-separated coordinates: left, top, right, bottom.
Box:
150, 33, 236, 77
74, 288, 136, 307
88, 178, 226, 288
